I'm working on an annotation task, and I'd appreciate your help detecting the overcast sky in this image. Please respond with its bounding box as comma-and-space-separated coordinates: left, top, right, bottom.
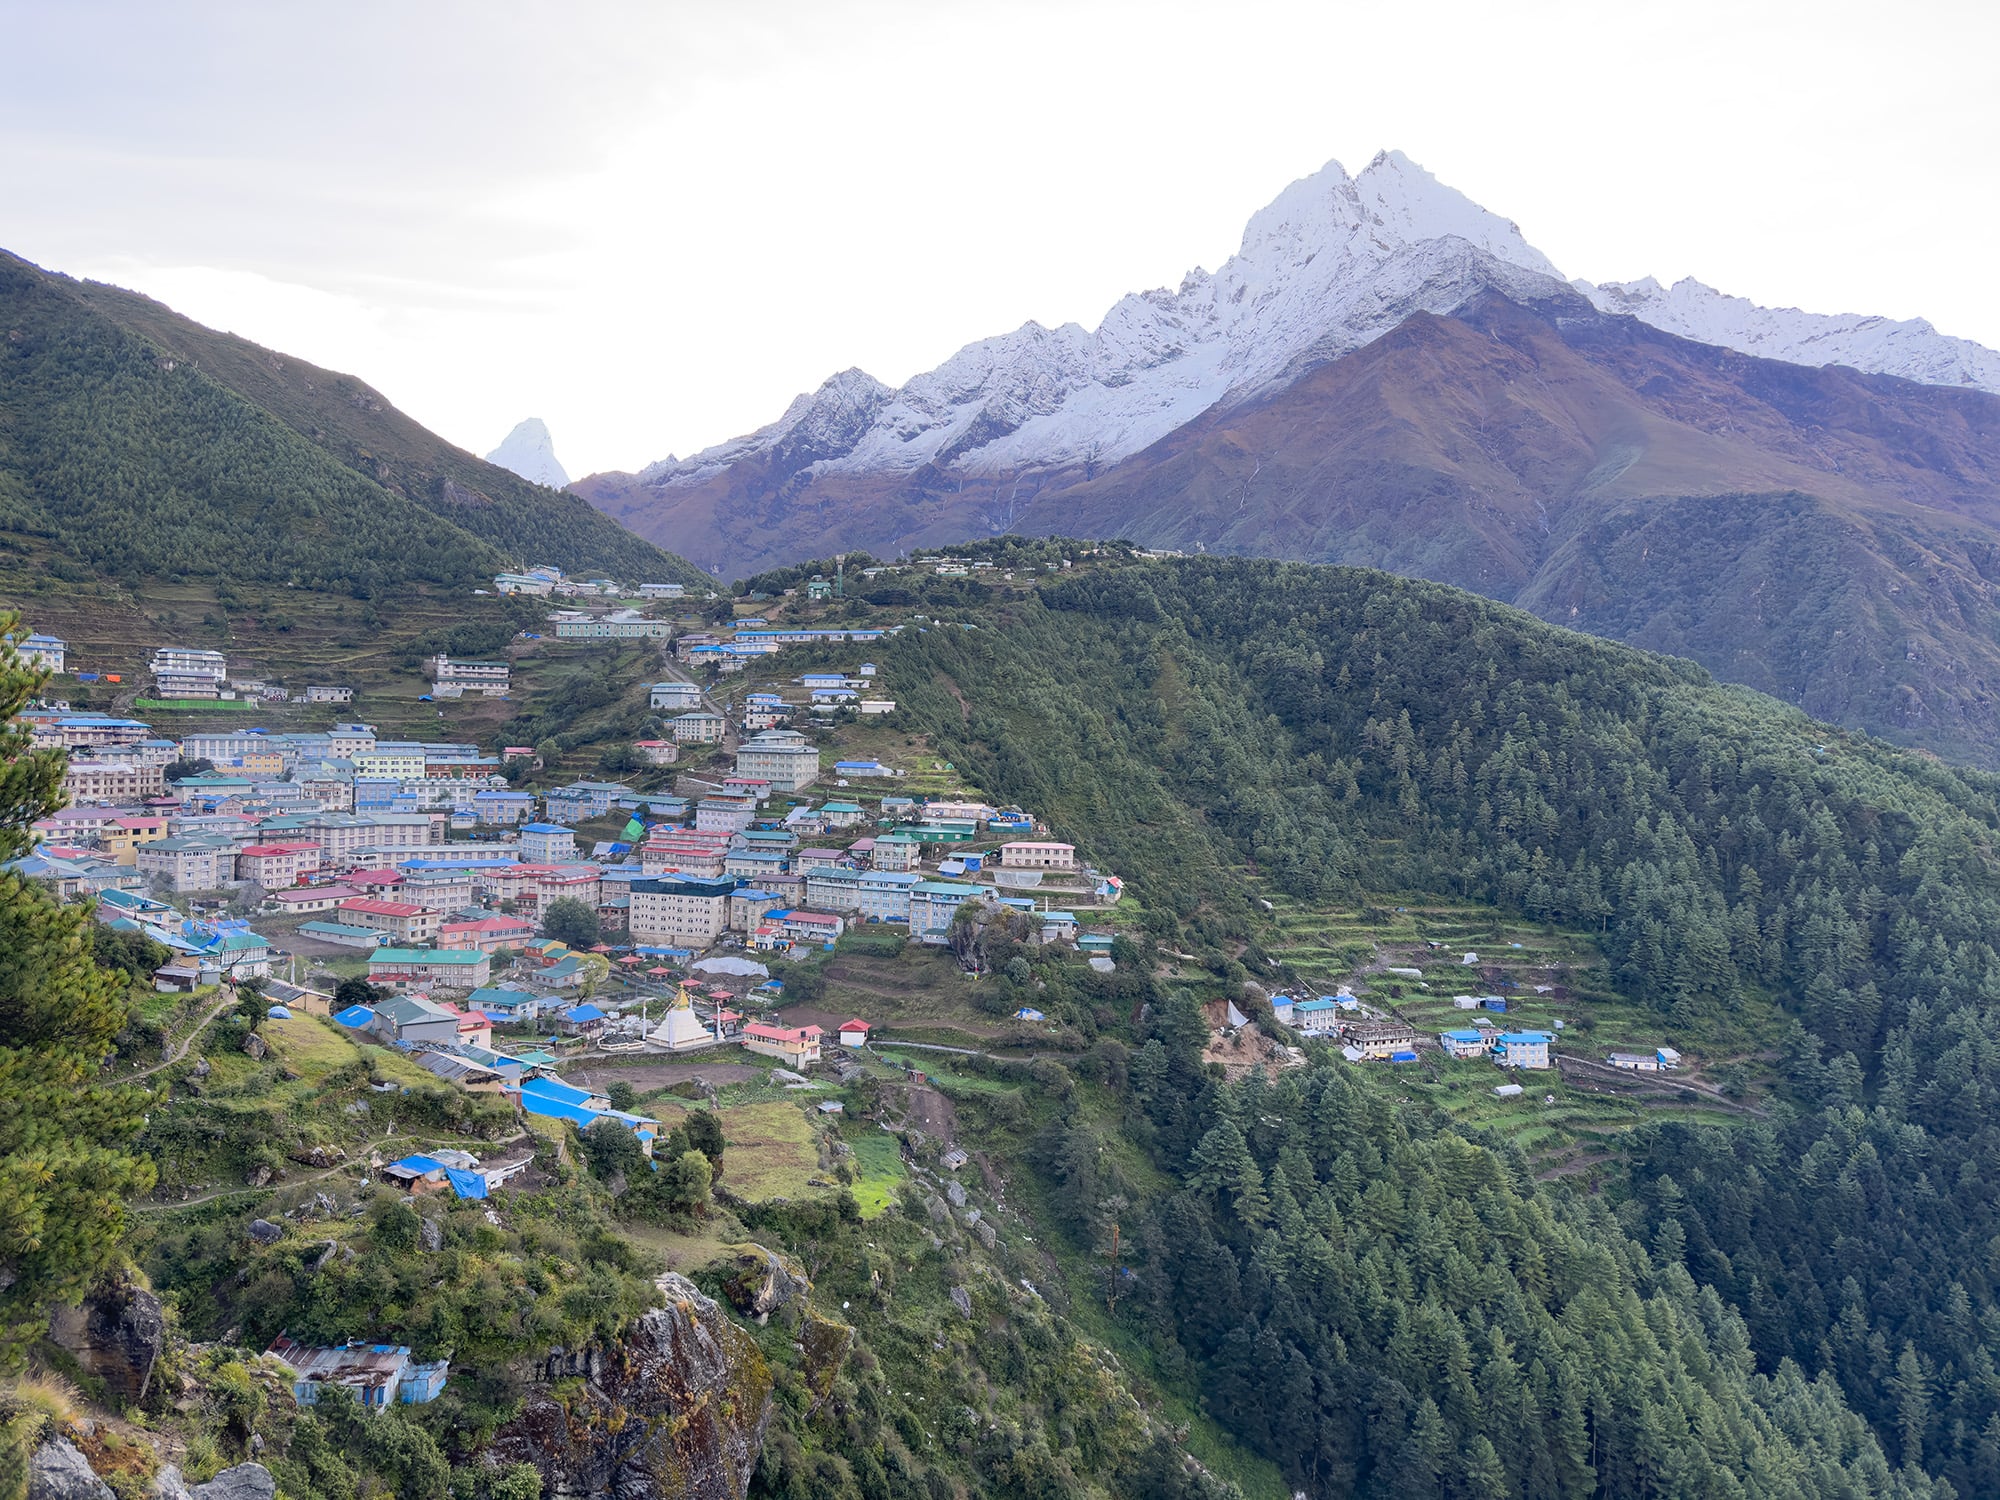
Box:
4, 0, 1996, 477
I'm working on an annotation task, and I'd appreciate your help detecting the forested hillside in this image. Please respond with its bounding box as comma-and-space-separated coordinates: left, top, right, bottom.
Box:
0, 249, 706, 689
61, 269, 708, 588
864, 546, 2000, 1495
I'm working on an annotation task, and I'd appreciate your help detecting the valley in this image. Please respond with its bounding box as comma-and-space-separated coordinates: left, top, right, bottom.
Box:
10, 535, 2000, 1499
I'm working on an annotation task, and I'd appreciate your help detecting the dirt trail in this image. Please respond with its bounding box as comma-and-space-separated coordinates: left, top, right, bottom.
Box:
133, 1129, 535, 1213
123, 988, 241, 1081
1555, 1055, 1766, 1116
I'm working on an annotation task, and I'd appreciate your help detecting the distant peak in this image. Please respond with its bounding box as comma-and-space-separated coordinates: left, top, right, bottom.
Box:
486, 417, 570, 489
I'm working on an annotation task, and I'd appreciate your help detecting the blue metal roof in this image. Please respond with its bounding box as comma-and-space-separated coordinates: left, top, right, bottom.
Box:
522, 1075, 595, 1106
519, 1093, 598, 1127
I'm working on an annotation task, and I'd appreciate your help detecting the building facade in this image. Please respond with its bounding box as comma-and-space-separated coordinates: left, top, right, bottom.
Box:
733, 729, 819, 792
629, 875, 735, 947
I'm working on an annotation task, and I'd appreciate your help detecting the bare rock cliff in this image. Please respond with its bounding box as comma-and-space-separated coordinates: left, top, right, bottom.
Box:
490, 1273, 772, 1500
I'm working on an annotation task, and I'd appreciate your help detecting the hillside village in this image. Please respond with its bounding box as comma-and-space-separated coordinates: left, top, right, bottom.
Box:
0, 542, 1924, 1500
6, 549, 1704, 1173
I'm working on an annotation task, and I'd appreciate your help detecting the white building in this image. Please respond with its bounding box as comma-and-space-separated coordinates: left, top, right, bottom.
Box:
671, 712, 727, 744
734, 729, 819, 793
519, 823, 578, 863
429, 657, 509, 697
629, 876, 734, 947
150, 646, 227, 699
999, 840, 1075, 871
650, 682, 703, 711
20, 634, 65, 673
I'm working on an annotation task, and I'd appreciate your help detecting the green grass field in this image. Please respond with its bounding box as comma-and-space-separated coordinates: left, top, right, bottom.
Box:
843, 1127, 906, 1218
714, 1099, 825, 1203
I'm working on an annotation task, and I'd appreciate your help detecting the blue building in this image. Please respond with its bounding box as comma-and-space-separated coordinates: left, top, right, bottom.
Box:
266, 1337, 448, 1410
1439, 1028, 1488, 1059
1493, 1032, 1551, 1069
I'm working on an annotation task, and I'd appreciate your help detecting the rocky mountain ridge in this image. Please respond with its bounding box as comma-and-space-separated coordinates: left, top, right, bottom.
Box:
605, 150, 2000, 502
575, 154, 2000, 766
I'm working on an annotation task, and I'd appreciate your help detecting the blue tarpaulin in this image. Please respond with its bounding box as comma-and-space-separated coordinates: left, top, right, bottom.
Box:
443, 1169, 488, 1200
333, 1005, 374, 1028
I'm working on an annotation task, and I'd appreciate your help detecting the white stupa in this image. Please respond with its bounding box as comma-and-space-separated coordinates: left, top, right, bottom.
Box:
651, 983, 718, 1052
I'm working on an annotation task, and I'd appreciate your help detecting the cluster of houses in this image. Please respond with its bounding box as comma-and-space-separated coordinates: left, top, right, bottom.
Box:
1266, 989, 1551, 1068
490, 564, 703, 601
16, 636, 353, 707
1263, 979, 1683, 1083
9, 697, 1123, 1049
672, 627, 900, 678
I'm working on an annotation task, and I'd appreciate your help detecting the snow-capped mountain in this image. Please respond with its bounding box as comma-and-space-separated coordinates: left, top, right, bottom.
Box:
628, 150, 2000, 493
486, 417, 570, 489
640, 152, 1574, 488
580, 150, 2000, 772
1574, 276, 2000, 394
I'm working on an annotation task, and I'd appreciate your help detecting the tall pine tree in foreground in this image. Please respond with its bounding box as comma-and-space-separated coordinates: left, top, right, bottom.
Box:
0, 617, 155, 1364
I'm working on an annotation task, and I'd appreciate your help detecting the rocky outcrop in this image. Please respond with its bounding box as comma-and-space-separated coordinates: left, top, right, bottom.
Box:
719, 1245, 808, 1325
152, 1462, 276, 1500
151, 1463, 276, 1500
796, 1306, 854, 1411
491, 1273, 772, 1500
28, 1436, 112, 1500
46, 1276, 167, 1403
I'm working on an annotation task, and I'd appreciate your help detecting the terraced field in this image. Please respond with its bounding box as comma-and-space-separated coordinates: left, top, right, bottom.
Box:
1248, 883, 1788, 1179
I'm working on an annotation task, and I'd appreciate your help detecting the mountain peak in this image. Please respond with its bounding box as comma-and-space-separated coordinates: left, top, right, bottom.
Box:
486, 418, 570, 489
624, 149, 2000, 494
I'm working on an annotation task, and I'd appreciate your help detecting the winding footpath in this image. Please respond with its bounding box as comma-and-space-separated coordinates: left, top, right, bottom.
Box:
122, 987, 241, 1082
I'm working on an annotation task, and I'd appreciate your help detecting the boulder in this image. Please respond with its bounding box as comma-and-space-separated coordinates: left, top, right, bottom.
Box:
246, 1219, 283, 1245
974, 1220, 997, 1251
28, 1436, 112, 1500
720, 1245, 809, 1325
945, 1180, 967, 1208
491, 1273, 773, 1500
190, 1465, 275, 1500
241, 1033, 267, 1061
949, 1285, 973, 1319
287, 1144, 345, 1169
418, 1216, 443, 1253
46, 1275, 167, 1403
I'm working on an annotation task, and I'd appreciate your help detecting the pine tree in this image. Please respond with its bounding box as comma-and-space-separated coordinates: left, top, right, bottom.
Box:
0, 618, 157, 1363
